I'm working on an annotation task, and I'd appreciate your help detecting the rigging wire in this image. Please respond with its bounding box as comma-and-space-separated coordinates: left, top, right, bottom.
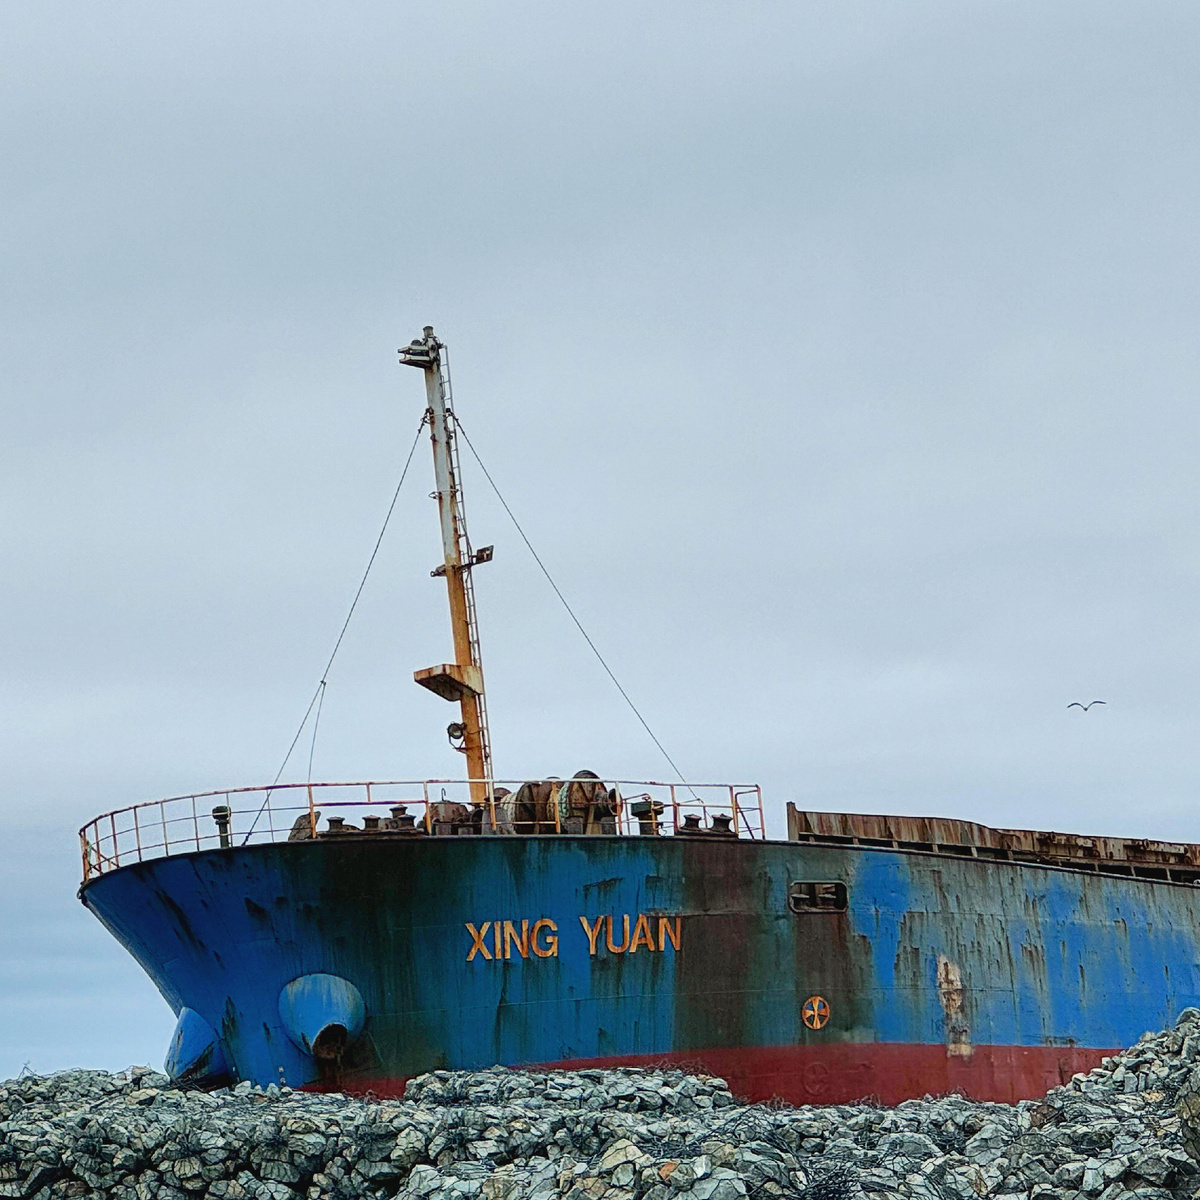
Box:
306, 681, 327, 783
454, 416, 695, 794
242, 415, 428, 843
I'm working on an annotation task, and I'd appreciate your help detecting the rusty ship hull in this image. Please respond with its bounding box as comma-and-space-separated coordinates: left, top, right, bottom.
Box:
80, 810, 1200, 1105
80, 331, 1198, 1104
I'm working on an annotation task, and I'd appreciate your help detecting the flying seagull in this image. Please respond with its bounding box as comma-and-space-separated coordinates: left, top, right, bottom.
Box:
1067, 701, 1106, 711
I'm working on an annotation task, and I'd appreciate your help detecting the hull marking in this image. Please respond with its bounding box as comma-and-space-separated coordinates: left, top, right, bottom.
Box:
802, 995, 831, 1030
467, 914, 682, 960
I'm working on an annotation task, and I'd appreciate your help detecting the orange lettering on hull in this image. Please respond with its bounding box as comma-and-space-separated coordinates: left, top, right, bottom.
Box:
466, 913, 682, 961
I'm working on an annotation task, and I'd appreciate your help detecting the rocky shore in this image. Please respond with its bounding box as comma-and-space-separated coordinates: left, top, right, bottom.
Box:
7, 1012, 1200, 1200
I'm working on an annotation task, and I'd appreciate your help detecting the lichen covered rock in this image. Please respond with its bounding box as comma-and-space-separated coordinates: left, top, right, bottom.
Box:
4, 1017, 1200, 1200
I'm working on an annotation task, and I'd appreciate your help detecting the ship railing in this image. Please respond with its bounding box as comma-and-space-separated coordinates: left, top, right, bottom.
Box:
78, 779, 766, 881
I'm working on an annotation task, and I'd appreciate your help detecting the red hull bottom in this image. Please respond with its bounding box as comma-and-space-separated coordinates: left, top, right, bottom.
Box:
547, 1044, 1116, 1105
320, 1043, 1116, 1105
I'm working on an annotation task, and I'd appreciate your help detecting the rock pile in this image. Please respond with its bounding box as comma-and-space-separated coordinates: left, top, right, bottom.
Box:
8, 1012, 1200, 1200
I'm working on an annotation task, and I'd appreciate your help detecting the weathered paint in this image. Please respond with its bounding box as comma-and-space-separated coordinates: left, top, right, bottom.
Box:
164, 1007, 229, 1083
80, 835, 1200, 1103
788, 805, 1200, 877
278, 973, 365, 1057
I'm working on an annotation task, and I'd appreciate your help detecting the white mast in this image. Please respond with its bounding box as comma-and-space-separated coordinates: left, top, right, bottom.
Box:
399, 327, 494, 809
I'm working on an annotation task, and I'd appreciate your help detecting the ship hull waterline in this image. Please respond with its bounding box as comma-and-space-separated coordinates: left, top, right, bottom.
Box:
81, 834, 1196, 1105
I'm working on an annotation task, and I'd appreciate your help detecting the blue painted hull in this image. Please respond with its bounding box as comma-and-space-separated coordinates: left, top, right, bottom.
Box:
80, 834, 1200, 1103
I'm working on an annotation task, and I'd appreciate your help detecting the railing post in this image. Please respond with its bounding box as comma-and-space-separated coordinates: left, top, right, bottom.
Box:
80, 830, 91, 883
730, 786, 740, 838
669, 785, 678, 834
133, 806, 143, 860
160, 802, 168, 858
733, 788, 757, 839
110, 812, 120, 869
307, 785, 317, 839
422, 780, 431, 832
757, 786, 765, 838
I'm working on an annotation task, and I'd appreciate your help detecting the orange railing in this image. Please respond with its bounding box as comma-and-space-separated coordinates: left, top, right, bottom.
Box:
78, 778, 766, 882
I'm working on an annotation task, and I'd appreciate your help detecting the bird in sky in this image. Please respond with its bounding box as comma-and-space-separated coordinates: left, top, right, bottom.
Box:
1067, 701, 1107, 711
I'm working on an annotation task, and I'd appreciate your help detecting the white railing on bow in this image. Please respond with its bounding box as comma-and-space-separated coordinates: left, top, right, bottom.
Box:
79, 779, 766, 881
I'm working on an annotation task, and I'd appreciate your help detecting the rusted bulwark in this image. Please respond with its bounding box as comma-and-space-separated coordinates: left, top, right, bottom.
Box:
788, 804, 1200, 876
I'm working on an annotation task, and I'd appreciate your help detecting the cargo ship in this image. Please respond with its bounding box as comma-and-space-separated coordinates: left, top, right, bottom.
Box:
79, 329, 1200, 1105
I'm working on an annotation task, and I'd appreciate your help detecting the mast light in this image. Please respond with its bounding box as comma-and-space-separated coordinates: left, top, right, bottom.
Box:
398, 328, 438, 370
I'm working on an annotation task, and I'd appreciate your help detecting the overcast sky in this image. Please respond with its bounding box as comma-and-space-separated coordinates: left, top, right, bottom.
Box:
4, 0, 1200, 1078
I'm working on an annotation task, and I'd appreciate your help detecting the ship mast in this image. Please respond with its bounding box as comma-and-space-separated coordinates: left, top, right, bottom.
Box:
400, 327, 494, 809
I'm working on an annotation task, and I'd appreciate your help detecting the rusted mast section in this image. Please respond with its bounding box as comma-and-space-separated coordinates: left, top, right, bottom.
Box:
400, 327, 495, 814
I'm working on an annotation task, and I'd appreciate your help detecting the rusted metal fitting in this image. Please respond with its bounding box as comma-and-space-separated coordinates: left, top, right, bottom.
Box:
211, 805, 232, 849
629, 798, 664, 836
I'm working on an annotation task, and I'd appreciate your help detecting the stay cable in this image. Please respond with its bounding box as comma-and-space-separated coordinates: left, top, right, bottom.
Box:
454, 416, 694, 795
243, 415, 427, 842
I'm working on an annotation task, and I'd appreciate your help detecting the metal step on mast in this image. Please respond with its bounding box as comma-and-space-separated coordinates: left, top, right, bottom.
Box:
399, 327, 495, 816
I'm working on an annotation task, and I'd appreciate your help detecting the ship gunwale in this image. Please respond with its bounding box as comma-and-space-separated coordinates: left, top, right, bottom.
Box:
79, 824, 1200, 897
